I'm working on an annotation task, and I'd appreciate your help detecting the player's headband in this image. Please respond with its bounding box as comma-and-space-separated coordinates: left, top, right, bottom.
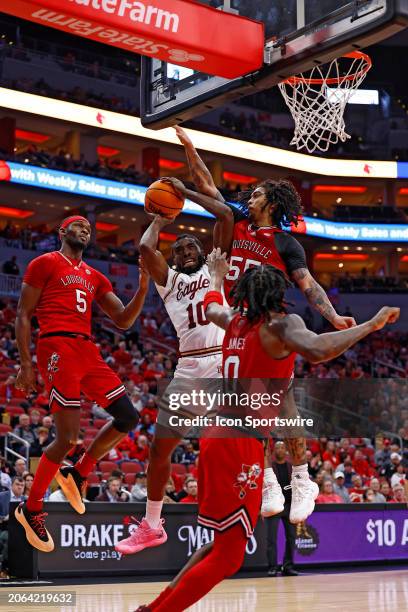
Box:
60, 215, 89, 230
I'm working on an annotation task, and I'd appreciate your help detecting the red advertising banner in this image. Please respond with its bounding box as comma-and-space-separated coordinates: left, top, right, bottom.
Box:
2, 0, 264, 78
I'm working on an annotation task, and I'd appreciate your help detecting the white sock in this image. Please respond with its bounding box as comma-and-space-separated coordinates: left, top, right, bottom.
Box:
145, 499, 163, 529
292, 463, 309, 477
263, 467, 278, 483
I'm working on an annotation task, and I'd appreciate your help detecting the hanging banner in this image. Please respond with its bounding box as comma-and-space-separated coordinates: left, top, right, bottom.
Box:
1, 0, 264, 78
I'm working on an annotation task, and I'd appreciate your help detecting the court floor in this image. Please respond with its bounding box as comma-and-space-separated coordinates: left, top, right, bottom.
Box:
2, 568, 408, 611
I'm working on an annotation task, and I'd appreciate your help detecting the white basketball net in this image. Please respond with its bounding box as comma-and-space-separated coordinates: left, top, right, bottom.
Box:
279, 52, 371, 153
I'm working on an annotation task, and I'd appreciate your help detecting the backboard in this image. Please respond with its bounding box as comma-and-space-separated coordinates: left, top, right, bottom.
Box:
141, 0, 408, 129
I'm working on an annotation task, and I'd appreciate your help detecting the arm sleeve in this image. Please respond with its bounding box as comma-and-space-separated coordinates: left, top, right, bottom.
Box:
276, 232, 308, 275
95, 272, 113, 301
224, 201, 248, 224
23, 255, 53, 289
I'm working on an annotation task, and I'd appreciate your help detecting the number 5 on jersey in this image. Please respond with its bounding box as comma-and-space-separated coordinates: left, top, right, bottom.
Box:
76, 289, 87, 313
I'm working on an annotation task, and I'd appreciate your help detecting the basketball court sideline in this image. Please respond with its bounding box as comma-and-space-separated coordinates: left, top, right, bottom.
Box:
1, 568, 408, 611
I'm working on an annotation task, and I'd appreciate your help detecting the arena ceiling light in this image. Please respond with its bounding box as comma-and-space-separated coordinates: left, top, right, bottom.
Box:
314, 253, 369, 261
223, 172, 258, 184
313, 185, 367, 193
0, 87, 400, 179
15, 128, 50, 143
97, 146, 120, 157
159, 158, 184, 170
0, 205, 34, 218
95, 221, 119, 232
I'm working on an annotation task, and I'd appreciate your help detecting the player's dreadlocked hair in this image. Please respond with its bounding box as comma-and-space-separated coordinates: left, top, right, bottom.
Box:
230, 265, 292, 323
237, 179, 303, 228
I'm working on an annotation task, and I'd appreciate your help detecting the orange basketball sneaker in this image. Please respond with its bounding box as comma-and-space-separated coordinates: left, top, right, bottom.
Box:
15, 503, 54, 553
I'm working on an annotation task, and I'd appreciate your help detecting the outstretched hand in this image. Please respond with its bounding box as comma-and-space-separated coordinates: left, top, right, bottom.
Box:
174, 125, 193, 148
370, 306, 400, 331
160, 176, 187, 197
207, 247, 229, 279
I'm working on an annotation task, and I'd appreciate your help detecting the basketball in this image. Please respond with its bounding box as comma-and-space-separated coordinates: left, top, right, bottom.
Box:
144, 180, 185, 219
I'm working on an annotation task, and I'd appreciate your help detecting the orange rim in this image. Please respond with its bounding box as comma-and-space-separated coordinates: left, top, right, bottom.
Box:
283, 51, 372, 86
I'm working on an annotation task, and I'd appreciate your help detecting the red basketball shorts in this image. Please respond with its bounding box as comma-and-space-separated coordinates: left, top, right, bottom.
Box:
197, 437, 264, 539
37, 336, 126, 413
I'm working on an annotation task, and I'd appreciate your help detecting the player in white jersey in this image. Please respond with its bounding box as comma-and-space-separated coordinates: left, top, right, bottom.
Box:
116, 206, 232, 555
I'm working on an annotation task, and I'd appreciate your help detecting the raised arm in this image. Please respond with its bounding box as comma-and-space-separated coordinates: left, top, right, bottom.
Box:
275, 308, 399, 364
175, 126, 224, 201
139, 215, 171, 286
161, 177, 234, 253
15, 283, 42, 394
97, 262, 149, 330
204, 248, 235, 330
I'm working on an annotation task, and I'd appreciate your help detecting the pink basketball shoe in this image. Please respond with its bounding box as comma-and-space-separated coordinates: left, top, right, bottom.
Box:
115, 518, 167, 555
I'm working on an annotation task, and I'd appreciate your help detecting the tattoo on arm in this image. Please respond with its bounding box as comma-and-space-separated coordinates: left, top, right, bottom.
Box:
292, 268, 337, 323
284, 437, 307, 466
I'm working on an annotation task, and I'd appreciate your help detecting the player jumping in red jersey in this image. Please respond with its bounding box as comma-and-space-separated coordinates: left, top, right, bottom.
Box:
135, 250, 398, 612
163, 126, 356, 523
14, 215, 149, 552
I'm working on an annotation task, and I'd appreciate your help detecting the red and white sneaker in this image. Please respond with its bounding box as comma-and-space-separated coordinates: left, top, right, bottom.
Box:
115, 518, 167, 555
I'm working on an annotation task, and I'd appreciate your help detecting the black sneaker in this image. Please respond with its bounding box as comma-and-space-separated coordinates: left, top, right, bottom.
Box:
55, 466, 86, 514
15, 503, 54, 553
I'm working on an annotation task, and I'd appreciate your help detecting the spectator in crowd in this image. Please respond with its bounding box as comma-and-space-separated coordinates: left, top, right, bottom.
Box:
352, 449, 372, 479
95, 477, 129, 502
340, 459, 356, 489
370, 478, 386, 503
2, 256, 20, 276
390, 462, 406, 488
112, 341, 132, 367
10, 477, 26, 502
390, 483, 407, 503
265, 440, 297, 577
333, 472, 351, 503
179, 478, 198, 504
129, 435, 149, 463
48, 487, 69, 502
180, 442, 197, 466
12, 414, 36, 455
0, 470, 11, 491
130, 472, 148, 502
380, 481, 393, 501
364, 488, 376, 502
13, 458, 27, 478
29, 410, 42, 433
163, 476, 178, 503
23, 473, 34, 498
381, 452, 404, 481
316, 479, 343, 504
322, 441, 340, 469
349, 475, 367, 503
30, 426, 53, 457
41, 415, 56, 441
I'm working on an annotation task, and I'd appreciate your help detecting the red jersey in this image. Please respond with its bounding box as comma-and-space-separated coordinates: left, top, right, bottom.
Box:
224, 211, 307, 304
23, 251, 112, 336
222, 313, 296, 378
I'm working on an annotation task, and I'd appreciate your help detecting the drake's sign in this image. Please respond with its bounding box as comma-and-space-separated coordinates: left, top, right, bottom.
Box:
2, 0, 264, 78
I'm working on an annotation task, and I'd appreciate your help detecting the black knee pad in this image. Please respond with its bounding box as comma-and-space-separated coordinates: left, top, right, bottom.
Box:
106, 395, 139, 433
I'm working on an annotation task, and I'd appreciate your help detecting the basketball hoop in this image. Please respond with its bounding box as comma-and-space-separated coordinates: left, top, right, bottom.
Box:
278, 51, 372, 154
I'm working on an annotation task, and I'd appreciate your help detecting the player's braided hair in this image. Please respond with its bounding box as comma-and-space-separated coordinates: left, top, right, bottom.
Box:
237, 179, 303, 228
230, 264, 292, 322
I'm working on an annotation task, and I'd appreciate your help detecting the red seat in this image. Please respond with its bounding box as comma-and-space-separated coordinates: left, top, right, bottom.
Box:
85, 428, 98, 437
124, 473, 136, 486
99, 461, 117, 473
93, 419, 109, 429
87, 472, 101, 485
171, 463, 187, 476
0, 424, 12, 434
5, 406, 25, 417
80, 418, 91, 428
83, 437, 94, 447
7, 398, 26, 406
29, 407, 48, 417
121, 462, 143, 473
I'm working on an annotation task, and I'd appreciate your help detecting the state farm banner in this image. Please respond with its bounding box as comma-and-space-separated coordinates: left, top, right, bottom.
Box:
9, 503, 408, 579
2, 0, 264, 78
